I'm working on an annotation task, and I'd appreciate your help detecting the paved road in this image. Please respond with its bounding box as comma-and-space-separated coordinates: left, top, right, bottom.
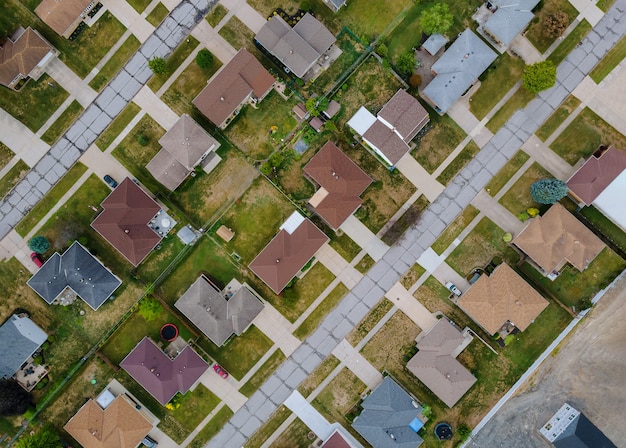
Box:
207, 2, 626, 446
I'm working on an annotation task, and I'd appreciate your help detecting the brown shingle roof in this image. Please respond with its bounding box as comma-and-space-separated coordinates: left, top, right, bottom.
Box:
363, 120, 410, 165
91, 178, 161, 266
249, 215, 328, 294
513, 203, 605, 273
0, 27, 53, 88
36, 0, 92, 36
377, 90, 429, 142
193, 49, 275, 127
566, 147, 626, 205
323, 100, 341, 119
406, 319, 476, 407
64, 396, 152, 448
303, 142, 372, 229
120, 337, 209, 405
458, 264, 549, 335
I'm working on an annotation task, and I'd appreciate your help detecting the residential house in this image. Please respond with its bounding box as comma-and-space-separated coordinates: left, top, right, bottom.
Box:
64, 393, 153, 448
457, 263, 548, 335
0, 27, 56, 90
91, 178, 165, 266
322, 0, 347, 13
352, 376, 424, 448
322, 426, 363, 448
175, 276, 264, 346
422, 29, 497, 114
36, 0, 96, 38
255, 13, 336, 79
120, 337, 209, 405
193, 48, 275, 129
406, 319, 476, 407
27, 241, 122, 310
567, 146, 626, 231
147, 114, 221, 191
249, 211, 328, 294
303, 141, 372, 230
0, 314, 47, 380
512, 203, 605, 276
347, 89, 430, 166
540, 403, 617, 447
481, 0, 541, 49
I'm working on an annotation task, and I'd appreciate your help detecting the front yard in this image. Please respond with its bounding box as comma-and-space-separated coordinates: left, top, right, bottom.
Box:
431, 205, 480, 255
147, 36, 199, 92
524, 0, 579, 53
413, 113, 467, 173
498, 162, 551, 217
485, 150, 530, 196
536, 95, 581, 141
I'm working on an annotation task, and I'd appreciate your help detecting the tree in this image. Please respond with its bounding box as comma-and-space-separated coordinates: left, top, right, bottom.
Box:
305, 97, 329, 117
409, 74, 422, 88
195, 49, 214, 69
396, 52, 416, 77
14, 425, 62, 448
137, 297, 164, 321
419, 3, 453, 35
0, 379, 32, 416
28, 236, 49, 254
376, 43, 388, 58
530, 178, 568, 204
544, 11, 569, 38
523, 60, 556, 93
148, 56, 167, 75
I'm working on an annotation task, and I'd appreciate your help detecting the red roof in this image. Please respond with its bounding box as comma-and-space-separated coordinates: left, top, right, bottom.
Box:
91, 178, 161, 266
249, 217, 328, 294
303, 142, 372, 229
120, 337, 209, 405
566, 146, 626, 205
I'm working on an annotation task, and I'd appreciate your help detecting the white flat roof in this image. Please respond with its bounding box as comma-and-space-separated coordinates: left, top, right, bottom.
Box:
593, 169, 626, 231
347, 106, 377, 136
280, 211, 306, 234
96, 389, 116, 409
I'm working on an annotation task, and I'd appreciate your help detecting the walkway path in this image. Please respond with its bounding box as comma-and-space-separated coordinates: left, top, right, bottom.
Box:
199, 369, 248, 412
568, 0, 605, 25
395, 154, 445, 202
331, 339, 383, 390
384, 282, 437, 331
45, 57, 97, 107
208, 3, 626, 445
191, 20, 238, 62
0, 110, 49, 167
339, 215, 389, 261
133, 86, 179, 129
315, 244, 362, 289
101, 0, 156, 42
252, 305, 301, 357
470, 190, 525, 235
220, 0, 267, 33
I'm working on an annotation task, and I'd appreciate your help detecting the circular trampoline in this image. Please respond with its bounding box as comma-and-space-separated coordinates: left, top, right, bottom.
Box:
435, 422, 453, 440
160, 323, 179, 342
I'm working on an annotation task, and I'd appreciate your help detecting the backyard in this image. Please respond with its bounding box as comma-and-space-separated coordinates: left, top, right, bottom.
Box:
413, 114, 467, 173
499, 162, 551, 217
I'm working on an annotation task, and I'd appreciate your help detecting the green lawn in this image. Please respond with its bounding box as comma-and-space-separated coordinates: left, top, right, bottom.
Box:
354, 253, 375, 274
590, 34, 626, 83
486, 86, 535, 133
384, 0, 424, 61
579, 205, 626, 254
188, 406, 234, 448
447, 217, 520, 276
0, 160, 28, 199
436, 141, 481, 185
239, 350, 286, 397
413, 113, 467, 173
520, 247, 625, 308
485, 150, 530, 196
244, 406, 292, 448
536, 95, 581, 141
206, 4, 228, 27
548, 20, 592, 66
15, 162, 87, 236
550, 107, 626, 164
431, 205, 480, 254
499, 162, 551, 217
0, 143, 14, 171
95, 103, 141, 150
272, 418, 311, 448
158, 385, 220, 443
89, 35, 141, 91
146, 2, 169, 26
294, 283, 349, 339
41, 100, 84, 144
133, 233, 186, 283
328, 231, 362, 262
148, 36, 199, 92
525, 0, 579, 53
297, 355, 341, 398
346, 299, 394, 346
196, 325, 273, 380
470, 53, 526, 119
596, 0, 617, 11
0, 74, 68, 132
218, 16, 255, 53
127, 0, 152, 13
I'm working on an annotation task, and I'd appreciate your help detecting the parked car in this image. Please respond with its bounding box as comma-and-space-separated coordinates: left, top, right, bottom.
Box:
30, 252, 44, 268
213, 363, 229, 379
445, 282, 462, 297
103, 175, 118, 188
141, 435, 158, 448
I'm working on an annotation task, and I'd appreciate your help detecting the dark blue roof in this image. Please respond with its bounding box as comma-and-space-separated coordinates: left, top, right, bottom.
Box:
554, 413, 617, 448
0, 315, 47, 379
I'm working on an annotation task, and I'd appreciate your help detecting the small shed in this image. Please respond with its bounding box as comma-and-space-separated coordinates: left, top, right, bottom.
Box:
217, 225, 235, 242
422, 34, 448, 56
293, 103, 309, 120
310, 117, 324, 132
177, 225, 199, 245
323, 100, 341, 119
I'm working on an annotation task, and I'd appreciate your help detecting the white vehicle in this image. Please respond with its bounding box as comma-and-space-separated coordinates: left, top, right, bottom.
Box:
445, 282, 462, 297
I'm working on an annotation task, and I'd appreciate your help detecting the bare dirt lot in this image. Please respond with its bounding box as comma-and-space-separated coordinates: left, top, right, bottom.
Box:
470, 272, 626, 447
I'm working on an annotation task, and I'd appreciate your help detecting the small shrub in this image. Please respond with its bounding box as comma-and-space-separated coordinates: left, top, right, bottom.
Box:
527, 207, 540, 217
530, 178, 568, 204
543, 11, 569, 38
28, 236, 50, 254
195, 48, 214, 69
517, 211, 530, 222
523, 60, 556, 93
409, 74, 422, 88
78, 236, 88, 245
502, 232, 513, 242
47, 335, 56, 343
504, 334, 515, 345
148, 56, 167, 75
32, 355, 43, 365
579, 297, 593, 310
376, 43, 388, 58
396, 52, 416, 77
137, 133, 149, 146
457, 424, 472, 441
260, 162, 272, 175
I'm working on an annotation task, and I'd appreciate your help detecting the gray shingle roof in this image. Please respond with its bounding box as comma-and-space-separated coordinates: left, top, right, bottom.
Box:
422, 29, 497, 113
352, 377, 423, 448
175, 276, 264, 346
27, 241, 122, 310
554, 413, 617, 448
483, 0, 540, 46
0, 315, 47, 379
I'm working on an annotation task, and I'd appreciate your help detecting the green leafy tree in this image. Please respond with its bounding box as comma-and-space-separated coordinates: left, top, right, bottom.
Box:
530, 178, 568, 204
0, 380, 32, 416
148, 56, 167, 75
138, 297, 164, 321
419, 3, 453, 35
195, 49, 214, 69
305, 97, 320, 117
28, 236, 50, 254
376, 43, 388, 58
523, 60, 556, 93
396, 52, 416, 77
15, 425, 62, 448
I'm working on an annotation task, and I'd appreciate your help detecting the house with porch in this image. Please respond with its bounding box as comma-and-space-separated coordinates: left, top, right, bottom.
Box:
0, 27, 57, 90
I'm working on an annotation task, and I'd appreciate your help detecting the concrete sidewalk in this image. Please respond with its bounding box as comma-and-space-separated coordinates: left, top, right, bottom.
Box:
340, 215, 389, 261
384, 282, 437, 332
0, 109, 49, 167
521, 135, 573, 179
101, 0, 155, 42
133, 86, 179, 129
331, 339, 383, 390
191, 20, 237, 63
80, 144, 137, 182
396, 154, 445, 202
252, 305, 301, 357
220, 0, 267, 33
569, 0, 605, 25
284, 391, 333, 439
199, 369, 247, 412
315, 244, 362, 289
45, 57, 97, 107
471, 190, 525, 235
